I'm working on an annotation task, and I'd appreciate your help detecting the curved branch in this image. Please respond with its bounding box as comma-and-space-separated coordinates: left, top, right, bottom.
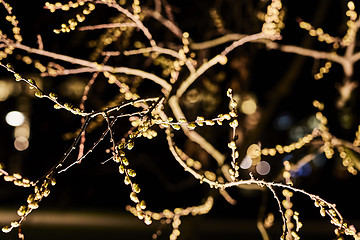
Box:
176, 55, 223, 97
10, 42, 172, 92
190, 33, 246, 50
168, 95, 226, 165
92, 0, 157, 47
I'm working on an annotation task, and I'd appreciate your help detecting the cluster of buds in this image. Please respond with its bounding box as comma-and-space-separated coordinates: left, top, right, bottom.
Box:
4, 10, 22, 43
0, 1, 21, 60
226, 88, 240, 180
45, 1, 87, 12
46, 2, 96, 33
130, 117, 157, 139
337, 146, 358, 175
299, 21, 337, 45
2, 172, 34, 188
262, 0, 284, 38
2, 174, 56, 233
132, 0, 141, 18
35, 91, 85, 116
314, 61, 332, 80
354, 124, 360, 147
342, 1, 358, 46
260, 133, 314, 157
311, 198, 360, 239
2, 63, 87, 117
127, 196, 213, 240
281, 161, 303, 240
116, 138, 151, 225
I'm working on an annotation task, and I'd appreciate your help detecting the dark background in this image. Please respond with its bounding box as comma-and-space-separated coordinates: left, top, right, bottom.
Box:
0, 0, 360, 239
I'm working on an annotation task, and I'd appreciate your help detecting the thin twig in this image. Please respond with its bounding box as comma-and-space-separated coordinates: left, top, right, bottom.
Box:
9, 42, 172, 92
78, 22, 138, 31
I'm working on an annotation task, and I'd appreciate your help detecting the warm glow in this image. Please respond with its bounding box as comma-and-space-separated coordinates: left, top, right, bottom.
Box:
5, 111, 25, 127
0, 81, 11, 101
256, 161, 271, 175
14, 124, 30, 138
240, 155, 252, 169
14, 136, 29, 151
241, 98, 257, 115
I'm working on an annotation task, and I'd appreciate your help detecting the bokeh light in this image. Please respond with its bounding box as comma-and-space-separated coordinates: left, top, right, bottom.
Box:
0, 81, 12, 101
5, 111, 25, 127
256, 161, 271, 175
240, 155, 252, 169
273, 112, 294, 131
241, 98, 257, 115
14, 124, 30, 139
14, 136, 29, 151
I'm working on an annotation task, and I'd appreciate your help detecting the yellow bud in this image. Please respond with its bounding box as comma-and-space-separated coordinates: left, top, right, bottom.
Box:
228, 141, 236, 150
10, 221, 19, 228
119, 165, 125, 174
218, 55, 227, 65
28, 202, 39, 209
128, 169, 136, 177
187, 123, 196, 130
139, 200, 146, 210
127, 142, 134, 150
130, 192, 139, 203
2, 226, 12, 233
124, 176, 131, 185
35, 91, 44, 98
122, 157, 129, 166
172, 124, 181, 130
144, 215, 152, 225
132, 183, 141, 193
17, 206, 27, 216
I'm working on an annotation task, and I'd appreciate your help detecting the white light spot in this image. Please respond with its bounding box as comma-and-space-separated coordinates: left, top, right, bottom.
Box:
256, 161, 271, 175
14, 136, 29, 151
6, 111, 25, 127
240, 155, 252, 169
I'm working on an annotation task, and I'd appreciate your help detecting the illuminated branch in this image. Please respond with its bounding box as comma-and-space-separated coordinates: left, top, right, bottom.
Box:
6, 42, 172, 92
91, 0, 157, 47
166, 124, 358, 239
127, 196, 214, 240
175, 55, 224, 97
220, 32, 271, 56
168, 96, 225, 165
265, 42, 352, 76
190, 33, 246, 50
78, 22, 138, 31
143, 8, 183, 39
123, 46, 196, 73
1, 0, 360, 239
176, 32, 272, 97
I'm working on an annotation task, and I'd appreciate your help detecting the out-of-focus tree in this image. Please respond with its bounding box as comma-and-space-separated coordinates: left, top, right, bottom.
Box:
0, 0, 360, 239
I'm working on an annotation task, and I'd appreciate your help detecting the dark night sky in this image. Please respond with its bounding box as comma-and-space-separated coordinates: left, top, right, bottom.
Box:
1, 1, 360, 239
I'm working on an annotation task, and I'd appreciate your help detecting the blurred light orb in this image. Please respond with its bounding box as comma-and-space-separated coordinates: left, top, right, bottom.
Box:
241, 98, 257, 115
14, 136, 29, 151
307, 116, 320, 129
289, 126, 306, 141
313, 153, 326, 167
293, 163, 312, 177
0, 81, 11, 101
273, 113, 294, 131
6, 111, 25, 127
240, 155, 252, 169
256, 161, 271, 175
14, 124, 30, 138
